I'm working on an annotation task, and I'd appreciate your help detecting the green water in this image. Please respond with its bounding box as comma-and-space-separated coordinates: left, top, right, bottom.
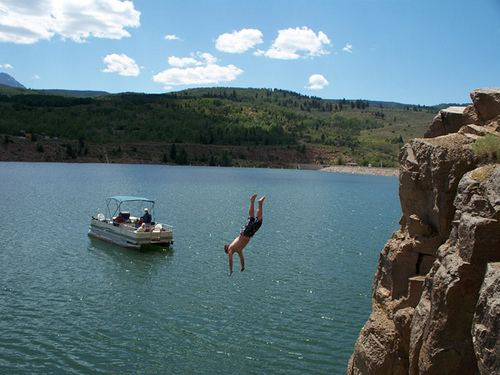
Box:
0, 162, 400, 374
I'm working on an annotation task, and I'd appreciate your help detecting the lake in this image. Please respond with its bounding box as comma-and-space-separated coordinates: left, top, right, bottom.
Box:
0, 162, 400, 374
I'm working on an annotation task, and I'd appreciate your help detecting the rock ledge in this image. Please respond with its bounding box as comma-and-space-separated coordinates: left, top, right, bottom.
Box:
348, 89, 500, 375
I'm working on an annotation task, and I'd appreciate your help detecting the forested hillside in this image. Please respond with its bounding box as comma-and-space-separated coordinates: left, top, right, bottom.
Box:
0, 86, 437, 167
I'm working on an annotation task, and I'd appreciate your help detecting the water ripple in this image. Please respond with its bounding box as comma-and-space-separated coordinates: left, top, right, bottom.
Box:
0, 163, 400, 374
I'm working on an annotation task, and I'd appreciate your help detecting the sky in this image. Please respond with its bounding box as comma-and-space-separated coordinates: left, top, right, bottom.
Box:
0, 0, 499, 105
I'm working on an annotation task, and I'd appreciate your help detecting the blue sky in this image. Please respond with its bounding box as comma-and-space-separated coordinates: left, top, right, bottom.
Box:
0, 0, 499, 105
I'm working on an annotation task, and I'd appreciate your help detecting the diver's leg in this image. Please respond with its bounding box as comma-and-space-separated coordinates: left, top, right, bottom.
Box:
257, 196, 265, 221
248, 193, 257, 217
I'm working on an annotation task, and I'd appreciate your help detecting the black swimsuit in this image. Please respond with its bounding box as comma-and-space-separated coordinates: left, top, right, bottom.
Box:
241, 217, 262, 238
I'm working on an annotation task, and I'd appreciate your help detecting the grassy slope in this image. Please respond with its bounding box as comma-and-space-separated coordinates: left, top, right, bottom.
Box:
0, 86, 437, 167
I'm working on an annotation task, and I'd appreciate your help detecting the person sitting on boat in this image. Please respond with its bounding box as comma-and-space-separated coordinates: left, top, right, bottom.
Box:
224, 193, 265, 276
135, 218, 143, 228
141, 208, 152, 229
114, 212, 125, 225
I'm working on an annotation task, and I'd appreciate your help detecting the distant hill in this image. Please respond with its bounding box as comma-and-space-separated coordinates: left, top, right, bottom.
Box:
0, 73, 25, 89
0, 85, 108, 98
38, 89, 109, 98
175, 87, 433, 109
0, 86, 437, 167
0, 84, 28, 95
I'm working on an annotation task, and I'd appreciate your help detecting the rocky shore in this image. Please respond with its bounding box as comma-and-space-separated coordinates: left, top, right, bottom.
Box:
348, 88, 500, 375
321, 165, 399, 177
0, 138, 349, 170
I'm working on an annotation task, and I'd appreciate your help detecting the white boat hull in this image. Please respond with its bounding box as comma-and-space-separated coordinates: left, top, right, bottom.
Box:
88, 219, 173, 249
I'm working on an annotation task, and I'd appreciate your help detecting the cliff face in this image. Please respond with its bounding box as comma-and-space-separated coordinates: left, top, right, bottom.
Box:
348, 89, 500, 375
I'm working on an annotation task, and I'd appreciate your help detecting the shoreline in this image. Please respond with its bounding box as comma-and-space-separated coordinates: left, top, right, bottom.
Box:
0, 159, 399, 176
1, 135, 401, 174
320, 165, 399, 177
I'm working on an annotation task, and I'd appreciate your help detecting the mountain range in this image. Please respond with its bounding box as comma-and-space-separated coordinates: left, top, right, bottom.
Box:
0, 72, 465, 108
0, 72, 25, 89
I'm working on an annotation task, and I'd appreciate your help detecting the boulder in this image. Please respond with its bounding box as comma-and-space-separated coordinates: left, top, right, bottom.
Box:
486, 116, 500, 132
424, 106, 469, 138
459, 124, 497, 137
463, 104, 481, 125
470, 88, 500, 122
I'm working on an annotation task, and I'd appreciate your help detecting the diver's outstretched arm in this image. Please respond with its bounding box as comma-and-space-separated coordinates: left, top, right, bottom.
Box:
239, 252, 245, 272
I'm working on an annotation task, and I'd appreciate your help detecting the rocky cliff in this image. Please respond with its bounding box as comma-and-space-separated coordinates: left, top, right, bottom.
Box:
348, 89, 500, 375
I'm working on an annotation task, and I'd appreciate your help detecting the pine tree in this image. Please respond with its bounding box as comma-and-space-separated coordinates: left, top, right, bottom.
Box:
170, 143, 177, 160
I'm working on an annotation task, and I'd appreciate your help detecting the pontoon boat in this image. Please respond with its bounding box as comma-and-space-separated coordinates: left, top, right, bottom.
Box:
88, 196, 173, 249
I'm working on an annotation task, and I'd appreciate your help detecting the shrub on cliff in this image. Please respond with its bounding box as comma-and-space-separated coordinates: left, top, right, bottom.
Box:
472, 134, 500, 161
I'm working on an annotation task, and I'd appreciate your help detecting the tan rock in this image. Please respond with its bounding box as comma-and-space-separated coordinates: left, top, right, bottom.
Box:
473, 262, 500, 375
463, 104, 481, 125
394, 307, 415, 354
374, 235, 419, 302
408, 272, 433, 374
407, 214, 433, 237
399, 134, 476, 243
416, 254, 436, 275
453, 166, 500, 263
347, 309, 407, 375
486, 115, 500, 132
409, 165, 500, 375
459, 123, 497, 137
409, 250, 482, 375
424, 106, 469, 138
406, 276, 426, 308
347, 92, 500, 375
412, 236, 442, 257
470, 88, 500, 122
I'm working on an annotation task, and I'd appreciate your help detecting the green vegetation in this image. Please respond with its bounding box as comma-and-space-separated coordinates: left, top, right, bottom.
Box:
472, 134, 500, 162
0, 86, 438, 166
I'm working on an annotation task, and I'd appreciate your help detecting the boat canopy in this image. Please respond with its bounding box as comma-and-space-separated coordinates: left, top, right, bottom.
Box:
107, 196, 155, 204
105, 196, 155, 219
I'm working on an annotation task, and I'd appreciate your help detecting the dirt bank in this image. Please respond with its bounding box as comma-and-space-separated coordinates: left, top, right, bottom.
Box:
320, 165, 399, 176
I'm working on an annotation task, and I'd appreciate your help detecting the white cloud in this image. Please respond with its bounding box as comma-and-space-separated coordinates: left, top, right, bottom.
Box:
342, 43, 353, 53
164, 34, 179, 40
153, 52, 242, 88
102, 53, 140, 76
256, 27, 330, 60
153, 65, 242, 87
215, 28, 263, 53
0, 63, 13, 69
0, 0, 140, 44
34, 74, 40, 79
199, 52, 217, 64
167, 52, 217, 68
306, 74, 329, 90
168, 56, 201, 68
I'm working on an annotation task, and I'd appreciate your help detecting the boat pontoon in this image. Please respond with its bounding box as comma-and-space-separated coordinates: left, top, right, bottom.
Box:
88, 196, 173, 249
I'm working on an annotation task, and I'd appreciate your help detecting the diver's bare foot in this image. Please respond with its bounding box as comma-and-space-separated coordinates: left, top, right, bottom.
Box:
258, 196, 266, 203
250, 193, 258, 201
